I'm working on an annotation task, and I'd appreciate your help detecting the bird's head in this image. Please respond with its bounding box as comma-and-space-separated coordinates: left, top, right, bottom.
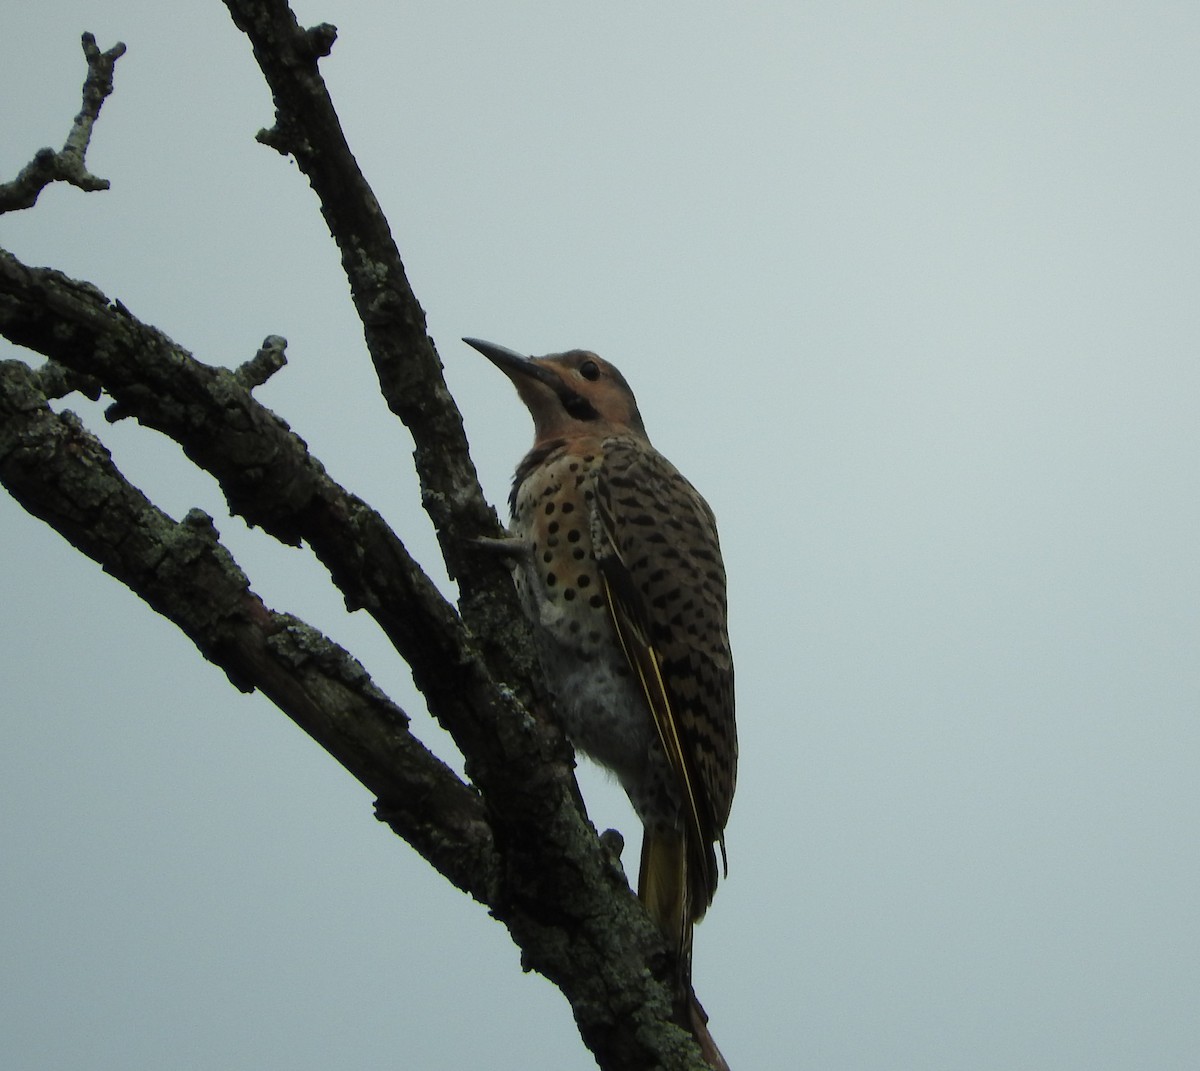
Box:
464, 338, 649, 446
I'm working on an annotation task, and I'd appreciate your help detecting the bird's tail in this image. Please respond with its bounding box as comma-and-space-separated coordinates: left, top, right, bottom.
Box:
639, 831, 731, 1070
639, 828, 693, 988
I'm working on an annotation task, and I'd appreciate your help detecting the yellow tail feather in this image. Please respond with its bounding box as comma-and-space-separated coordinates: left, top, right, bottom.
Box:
639, 828, 693, 988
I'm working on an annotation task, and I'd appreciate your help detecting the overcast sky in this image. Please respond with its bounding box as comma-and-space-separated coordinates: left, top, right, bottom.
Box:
3, 3, 1199, 1069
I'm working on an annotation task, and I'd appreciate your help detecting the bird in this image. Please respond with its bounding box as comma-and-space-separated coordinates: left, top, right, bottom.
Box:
465, 338, 736, 1062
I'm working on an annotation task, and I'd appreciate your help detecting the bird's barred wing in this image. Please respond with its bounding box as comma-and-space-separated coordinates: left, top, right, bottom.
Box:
593, 438, 736, 910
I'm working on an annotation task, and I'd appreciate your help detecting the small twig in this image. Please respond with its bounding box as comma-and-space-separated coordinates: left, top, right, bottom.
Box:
235, 334, 288, 389
0, 33, 126, 214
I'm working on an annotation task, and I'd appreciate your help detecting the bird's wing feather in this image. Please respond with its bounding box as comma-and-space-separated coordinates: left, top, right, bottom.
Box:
593, 437, 736, 911
596, 545, 715, 895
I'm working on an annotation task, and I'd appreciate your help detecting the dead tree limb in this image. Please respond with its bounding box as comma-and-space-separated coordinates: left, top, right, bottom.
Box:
0, 16, 719, 1070
0, 33, 126, 214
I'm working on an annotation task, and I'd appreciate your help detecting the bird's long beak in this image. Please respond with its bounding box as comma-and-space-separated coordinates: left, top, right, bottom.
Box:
462, 337, 559, 389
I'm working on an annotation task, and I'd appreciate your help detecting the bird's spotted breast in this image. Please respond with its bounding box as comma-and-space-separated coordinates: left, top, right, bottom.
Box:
512, 446, 606, 633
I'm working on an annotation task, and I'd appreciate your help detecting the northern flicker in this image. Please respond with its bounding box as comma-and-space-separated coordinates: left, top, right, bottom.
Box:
465, 338, 736, 1052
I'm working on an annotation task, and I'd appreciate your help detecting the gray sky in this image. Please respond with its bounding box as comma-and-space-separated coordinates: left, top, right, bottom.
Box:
3, 3, 1199, 1068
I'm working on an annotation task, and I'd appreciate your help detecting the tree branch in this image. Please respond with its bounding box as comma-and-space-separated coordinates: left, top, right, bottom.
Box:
0, 34, 126, 214
0, 358, 496, 899
219, 1, 501, 613
0, 248, 558, 816
0, 16, 722, 1068
216, 3, 554, 840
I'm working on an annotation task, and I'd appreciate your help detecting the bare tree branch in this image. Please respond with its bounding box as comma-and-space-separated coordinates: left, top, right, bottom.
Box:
0, 358, 496, 899
220, 1, 498, 613
0, 14, 723, 1069
0, 34, 126, 213
0, 248, 509, 769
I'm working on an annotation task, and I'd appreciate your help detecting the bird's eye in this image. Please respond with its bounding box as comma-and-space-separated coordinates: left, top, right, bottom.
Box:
579, 359, 601, 381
